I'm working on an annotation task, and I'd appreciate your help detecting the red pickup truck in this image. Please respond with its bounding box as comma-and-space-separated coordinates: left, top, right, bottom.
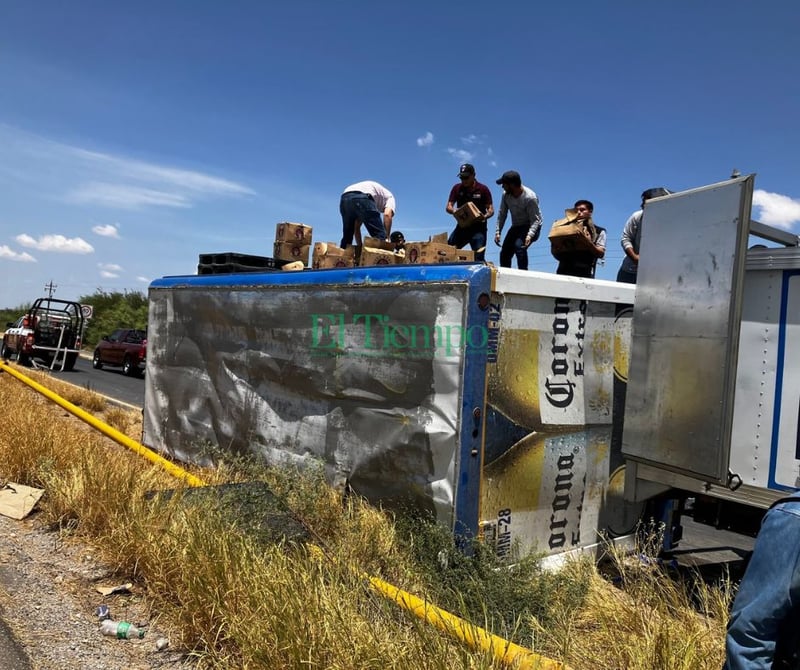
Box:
92, 328, 146, 377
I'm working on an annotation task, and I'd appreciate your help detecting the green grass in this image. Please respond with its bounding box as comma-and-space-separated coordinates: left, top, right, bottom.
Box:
0, 372, 732, 669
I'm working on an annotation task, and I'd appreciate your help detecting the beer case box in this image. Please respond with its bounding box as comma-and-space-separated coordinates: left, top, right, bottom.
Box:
274, 241, 311, 264
548, 221, 595, 258
456, 249, 475, 262
275, 222, 313, 244
315, 254, 355, 269
430, 232, 449, 244
405, 242, 457, 264
453, 202, 483, 228
312, 242, 355, 269
363, 237, 394, 251
359, 247, 402, 267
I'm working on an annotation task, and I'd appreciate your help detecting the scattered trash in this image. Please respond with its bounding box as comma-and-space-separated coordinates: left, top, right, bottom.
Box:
100, 619, 145, 639
0, 482, 45, 520
95, 604, 111, 620
95, 582, 133, 596
155, 637, 170, 651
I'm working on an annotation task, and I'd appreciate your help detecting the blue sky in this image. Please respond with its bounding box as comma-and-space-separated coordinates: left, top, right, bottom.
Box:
1, 1, 799, 309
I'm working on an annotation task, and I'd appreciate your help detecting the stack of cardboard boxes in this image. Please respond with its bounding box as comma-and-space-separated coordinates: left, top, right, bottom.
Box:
274, 222, 313, 266
270, 223, 478, 270
405, 233, 474, 264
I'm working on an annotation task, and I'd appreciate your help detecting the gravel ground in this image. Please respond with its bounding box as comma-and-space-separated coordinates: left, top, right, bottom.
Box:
0, 511, 196, 670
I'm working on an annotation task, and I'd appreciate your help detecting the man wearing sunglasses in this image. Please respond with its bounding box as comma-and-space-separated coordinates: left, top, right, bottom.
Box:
446, 163, 494, 262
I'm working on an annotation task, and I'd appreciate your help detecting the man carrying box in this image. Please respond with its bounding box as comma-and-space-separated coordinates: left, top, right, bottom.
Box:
340, 180, 396, 249
552, 200, 606, 278
446, 163, 494, 262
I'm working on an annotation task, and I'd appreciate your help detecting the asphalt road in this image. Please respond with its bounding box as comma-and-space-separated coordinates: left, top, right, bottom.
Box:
32, 354, 145, 409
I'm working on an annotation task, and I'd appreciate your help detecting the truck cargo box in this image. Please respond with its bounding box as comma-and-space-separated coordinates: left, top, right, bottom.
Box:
144, 265, 637, 560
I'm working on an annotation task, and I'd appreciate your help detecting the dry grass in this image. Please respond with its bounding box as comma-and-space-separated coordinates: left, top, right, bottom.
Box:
0, 371, 733, 669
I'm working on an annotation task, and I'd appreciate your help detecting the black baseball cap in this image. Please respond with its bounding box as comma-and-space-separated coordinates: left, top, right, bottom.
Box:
496, 170, 521, 186
390, 231, 405, 242
641, 187, 671, 201
458, 163, 475, 178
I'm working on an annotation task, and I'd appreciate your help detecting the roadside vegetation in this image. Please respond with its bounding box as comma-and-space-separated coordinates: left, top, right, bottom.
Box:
1, 289, 147, 350
0, 367, 734, 669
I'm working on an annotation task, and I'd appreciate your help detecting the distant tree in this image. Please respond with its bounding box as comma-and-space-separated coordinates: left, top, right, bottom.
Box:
0, 304, 33, 330
78, 289, 149, 348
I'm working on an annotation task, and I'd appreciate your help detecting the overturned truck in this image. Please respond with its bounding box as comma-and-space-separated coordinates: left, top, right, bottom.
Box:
142, 175, 800, 561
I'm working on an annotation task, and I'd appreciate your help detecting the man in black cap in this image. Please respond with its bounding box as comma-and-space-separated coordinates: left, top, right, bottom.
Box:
494, 170, 542, 270
445, 164, 494, 261
617, 187, 671, 283
390, 230, 405, 252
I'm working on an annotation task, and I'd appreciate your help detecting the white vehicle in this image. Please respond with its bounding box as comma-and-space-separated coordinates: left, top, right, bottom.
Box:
141, 175, 799, 560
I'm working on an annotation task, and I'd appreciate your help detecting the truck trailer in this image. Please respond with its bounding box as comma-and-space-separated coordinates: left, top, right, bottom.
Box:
142, 174, 800, 561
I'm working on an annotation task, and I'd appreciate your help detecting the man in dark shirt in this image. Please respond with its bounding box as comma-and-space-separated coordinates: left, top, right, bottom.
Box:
554, 200, 606, 278
446, 163, 494, 261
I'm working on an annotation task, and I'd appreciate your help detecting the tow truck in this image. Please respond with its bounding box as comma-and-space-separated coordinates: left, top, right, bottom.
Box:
1, 297, 87, 372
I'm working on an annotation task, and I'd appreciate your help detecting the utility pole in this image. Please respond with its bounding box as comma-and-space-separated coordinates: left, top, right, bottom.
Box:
44, 280, 57, 298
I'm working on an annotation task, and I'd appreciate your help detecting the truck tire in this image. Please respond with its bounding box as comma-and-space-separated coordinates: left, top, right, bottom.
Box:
63, 352, 78, 371
17, 352, 30, 366
122, 355, 135, 377
92, 349, 103, 369
1, 342, 9, 360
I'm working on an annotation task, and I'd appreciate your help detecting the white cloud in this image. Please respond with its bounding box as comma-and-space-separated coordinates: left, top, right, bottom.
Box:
460, 134, 479, 145
99, 262, 123, 272
416, 132, 434, 147
753, 189, 800, 230
447, 148, 475, 163
92, 223, 120, 238
70, 183, 191, 209
0, 245, 36, 262
71, 148, 255, 197
99, 270, 119, 278
0, 125, 255, 211
16, 233, 94, 254
135, 276, 150, 283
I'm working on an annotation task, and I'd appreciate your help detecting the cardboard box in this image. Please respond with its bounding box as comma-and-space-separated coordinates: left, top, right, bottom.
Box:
430, 232, 449, 244
316, 255, 355, 269
453, 202, 483, 228
312, 242, 355, 269
363, 237, 394, 251
548, 219, 595, 259
275, 222, 313, 244
274, 241, 311, 264
359, 247, 402, 267
456, 249, 475, 262
405, 242, 457, 264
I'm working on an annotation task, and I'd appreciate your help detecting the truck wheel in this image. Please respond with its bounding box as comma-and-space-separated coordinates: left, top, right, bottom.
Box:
17, 352, 30, 366
63, 352, 78, 372
122, 355, 135, 377
1, 342, 9, 360
92, 349, 103, 369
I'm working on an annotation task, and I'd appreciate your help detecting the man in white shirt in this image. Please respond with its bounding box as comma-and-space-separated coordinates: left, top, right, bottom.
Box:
340, 181, 396, 248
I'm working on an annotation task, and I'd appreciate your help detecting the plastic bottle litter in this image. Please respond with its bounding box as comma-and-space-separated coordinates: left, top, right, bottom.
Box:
100, 619, 145, 639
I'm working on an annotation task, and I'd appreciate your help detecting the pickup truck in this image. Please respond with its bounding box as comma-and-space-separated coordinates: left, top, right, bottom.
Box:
92, 328, 147, 377
1, 298, 85, 371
